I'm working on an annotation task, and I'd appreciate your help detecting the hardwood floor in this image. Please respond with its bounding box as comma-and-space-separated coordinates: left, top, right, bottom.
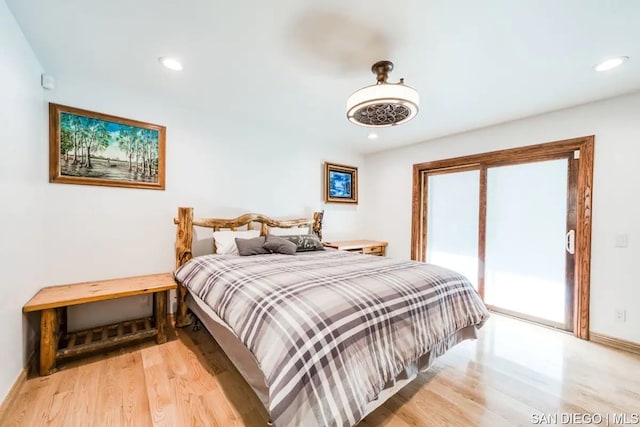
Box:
1, 314, 638, 426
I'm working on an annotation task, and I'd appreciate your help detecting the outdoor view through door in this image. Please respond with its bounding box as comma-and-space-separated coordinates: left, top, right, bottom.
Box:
412, 137, 594, 338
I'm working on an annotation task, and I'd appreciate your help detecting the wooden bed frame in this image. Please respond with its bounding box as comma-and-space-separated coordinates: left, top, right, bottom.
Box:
173, 206, 324, 327
171, 207, 482, 425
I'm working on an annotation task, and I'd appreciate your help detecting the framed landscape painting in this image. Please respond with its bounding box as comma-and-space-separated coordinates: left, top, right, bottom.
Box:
324, 162, 358, 204
49, 103, 166, 190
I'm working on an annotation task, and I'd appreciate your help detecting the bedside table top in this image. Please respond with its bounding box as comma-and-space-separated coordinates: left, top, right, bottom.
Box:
323, 240, 388, 251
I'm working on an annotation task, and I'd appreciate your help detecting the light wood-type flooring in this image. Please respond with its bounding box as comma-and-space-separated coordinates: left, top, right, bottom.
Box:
1, 314, 639, 426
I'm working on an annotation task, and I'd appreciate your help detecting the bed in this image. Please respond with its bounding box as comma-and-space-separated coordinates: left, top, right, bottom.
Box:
173, 207, 489, 427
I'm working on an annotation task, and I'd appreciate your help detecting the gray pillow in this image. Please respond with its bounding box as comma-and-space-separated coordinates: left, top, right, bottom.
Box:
235, 236, 270, 256
280, 234, 325, 252
263, 235, 297, 255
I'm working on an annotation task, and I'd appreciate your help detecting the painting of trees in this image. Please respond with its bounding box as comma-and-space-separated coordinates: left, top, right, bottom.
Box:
116, 125, 136, 171
50, 104, 165, 190
116, 126, 159, 177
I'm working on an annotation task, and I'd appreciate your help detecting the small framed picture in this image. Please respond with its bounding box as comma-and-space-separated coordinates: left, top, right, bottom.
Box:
324, 162, 358, 204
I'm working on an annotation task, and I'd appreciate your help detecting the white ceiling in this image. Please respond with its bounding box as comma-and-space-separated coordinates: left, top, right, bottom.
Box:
7, 0, 640, 154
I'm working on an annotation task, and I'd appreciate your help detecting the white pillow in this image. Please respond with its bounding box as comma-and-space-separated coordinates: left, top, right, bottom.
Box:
269, 226, 310, 236
213, 230, 260, 255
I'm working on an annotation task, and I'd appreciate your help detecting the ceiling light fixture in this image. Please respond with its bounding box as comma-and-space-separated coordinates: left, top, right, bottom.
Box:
347, 60, 419, 128
593, 56, 628, 72
368, 132, 378, 140
158, 57, 183, 71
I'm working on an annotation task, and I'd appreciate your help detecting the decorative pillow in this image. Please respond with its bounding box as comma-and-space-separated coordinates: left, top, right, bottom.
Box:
269, 226, 310, 236
280, 234, 325, 252
213, 230, 260, 255
235, 236, 270, 256
263, 234, 297, 255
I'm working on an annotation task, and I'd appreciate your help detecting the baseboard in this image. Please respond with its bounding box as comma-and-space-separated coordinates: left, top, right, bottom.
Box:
0, 368, 27, 421
0, 349, 35, 421
590, 332, 640, 356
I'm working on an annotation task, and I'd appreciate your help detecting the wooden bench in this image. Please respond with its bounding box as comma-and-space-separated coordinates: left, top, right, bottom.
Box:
23, 273, 177, 375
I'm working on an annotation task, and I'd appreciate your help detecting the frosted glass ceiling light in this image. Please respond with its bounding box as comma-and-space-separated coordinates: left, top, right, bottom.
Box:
347, 60, 419, 127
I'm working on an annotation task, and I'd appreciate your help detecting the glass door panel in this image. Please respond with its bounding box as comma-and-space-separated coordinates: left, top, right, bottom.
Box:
426, 170, 480, 288
484, 159, 569, 326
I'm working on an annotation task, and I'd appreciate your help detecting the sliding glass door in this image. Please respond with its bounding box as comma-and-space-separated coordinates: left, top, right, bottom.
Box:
420, 155, 578, 331
426, 170, 480, 289
484, 159, 572, 328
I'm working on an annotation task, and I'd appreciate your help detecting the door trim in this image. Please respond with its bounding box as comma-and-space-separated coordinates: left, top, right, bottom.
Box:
565, 152, 579, 331
477, 166, 487, 301
411, 135, 595, 339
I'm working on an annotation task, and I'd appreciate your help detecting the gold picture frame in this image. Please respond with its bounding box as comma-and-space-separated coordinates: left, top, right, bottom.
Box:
49, 103, 166, 190
324, 162, 358, 204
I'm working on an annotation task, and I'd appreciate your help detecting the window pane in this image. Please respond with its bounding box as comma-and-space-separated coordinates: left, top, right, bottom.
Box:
485, 159, 568, 324
427, 170, 480, 288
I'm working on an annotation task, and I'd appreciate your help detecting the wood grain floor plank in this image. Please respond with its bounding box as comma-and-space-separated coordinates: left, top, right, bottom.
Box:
143, 363, 177, 426
360, 404, 412, 427
95, 353, 125, 426
173, 333, 220, 396
428, 367, 541, 424
216, 370, 266, 421
170, 376, 196, 427
43, 367, 80, 427
121, 352, 152, 427
187, 386, 223, 427
200, 386, 241, 427
140, 345, 164, 369
19, 365, 77, 426
64, 361, 101, 427
2, 378, 53, 427
160, 340, 189, 380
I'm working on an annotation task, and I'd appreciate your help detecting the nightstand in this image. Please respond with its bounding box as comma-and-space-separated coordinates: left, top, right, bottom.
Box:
323, 240, 388, 256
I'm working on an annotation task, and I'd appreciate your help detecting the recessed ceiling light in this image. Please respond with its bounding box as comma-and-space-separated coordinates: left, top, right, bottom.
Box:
158, 57, 183, 71
368, 132, 378, 140
593, 56, 629, 72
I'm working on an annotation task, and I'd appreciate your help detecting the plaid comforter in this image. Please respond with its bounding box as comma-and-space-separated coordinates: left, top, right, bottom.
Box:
175, 250, 489, 427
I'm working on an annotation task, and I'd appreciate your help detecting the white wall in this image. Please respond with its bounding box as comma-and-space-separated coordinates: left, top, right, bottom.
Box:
363, 91, 640, 344
0, 5, 364, 402
0, 0, 45, 402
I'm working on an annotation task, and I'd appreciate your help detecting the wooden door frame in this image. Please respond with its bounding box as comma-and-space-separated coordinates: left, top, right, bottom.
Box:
411, 136, 595, 339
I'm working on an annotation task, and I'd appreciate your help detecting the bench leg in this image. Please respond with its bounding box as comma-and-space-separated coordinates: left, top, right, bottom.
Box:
153, 291, 167, 344
40, 308, 58, 375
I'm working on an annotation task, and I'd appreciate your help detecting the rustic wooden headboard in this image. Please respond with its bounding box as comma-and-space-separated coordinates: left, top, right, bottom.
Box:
172, 206, 323, 326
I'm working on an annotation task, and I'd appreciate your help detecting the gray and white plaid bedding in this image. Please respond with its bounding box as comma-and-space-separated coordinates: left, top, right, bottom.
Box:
175, 250, 489, 427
